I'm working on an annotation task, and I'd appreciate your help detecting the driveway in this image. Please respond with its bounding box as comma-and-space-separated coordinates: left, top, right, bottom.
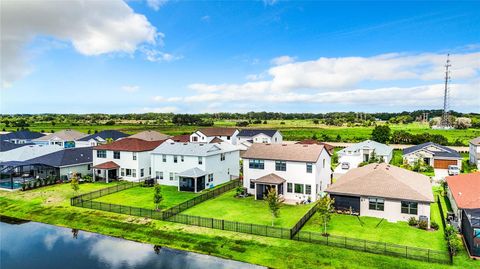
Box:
433, 169, 449, 182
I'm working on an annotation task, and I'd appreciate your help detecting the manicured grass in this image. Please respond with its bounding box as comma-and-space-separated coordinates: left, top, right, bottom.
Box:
93, 185, 199, 210
302, 213, 447, 251
1, 183, 479, 269
182, 190, 314, 227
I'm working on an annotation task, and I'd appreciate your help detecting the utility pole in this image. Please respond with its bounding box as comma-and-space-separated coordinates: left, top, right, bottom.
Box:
441, 54, 451, 127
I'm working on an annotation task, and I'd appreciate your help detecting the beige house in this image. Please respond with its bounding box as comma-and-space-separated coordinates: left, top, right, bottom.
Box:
129, 131, 171, 141
469, 137, 480, 169
326, 163, 434, 225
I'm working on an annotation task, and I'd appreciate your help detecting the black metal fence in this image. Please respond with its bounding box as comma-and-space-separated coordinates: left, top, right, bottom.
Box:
167, 214, 291, 239
70, 181, 137, 205
293, 231, 451, 264
291, 202, 319, 237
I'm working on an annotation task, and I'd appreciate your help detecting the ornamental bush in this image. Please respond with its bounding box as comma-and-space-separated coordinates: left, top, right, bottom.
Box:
408, 217, 418, 226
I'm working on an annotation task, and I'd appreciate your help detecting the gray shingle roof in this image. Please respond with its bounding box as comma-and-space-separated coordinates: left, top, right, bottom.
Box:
242, 143, 325, 162
0, 141, 33, 152
178, 167, 207, 178
78, 130, 128, 142
338, 140, 393, 156
25, 147, 93, 167
237, 129, 278, 138
0, 130, 45, 141
34, 130, 87, 141
151, 142, 238, 156
402, 142, 460, 159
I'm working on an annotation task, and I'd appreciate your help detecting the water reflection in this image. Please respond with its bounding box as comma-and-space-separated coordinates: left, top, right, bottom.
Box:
0, 216, 264, 269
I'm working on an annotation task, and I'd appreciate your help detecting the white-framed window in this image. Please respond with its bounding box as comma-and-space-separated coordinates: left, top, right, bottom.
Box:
132, 152, 137, 160
125, 169, 131, 176
132, 169, 137, 178
87, 164, 91, 170
113, 151, 120, 159
305, 185, 312, 195
401, 201, 418, 215
208, 174, 214, 182
275, 160, 286, 171
149, 167, 151, 175
140, 168, 144, 177
306, 163, 313, 173
220, 153, 226, 161
155, 171, 161, 180
287, 183, 292, 193
97, 150, 106, 158
369, 198, 384, 211
322, 159, 325, 168
169, 172, 174, 180
181, 155, 184, 162
174, 155, 178, 163
294, 184, 304, 194
162, 155, 166, 162
175, 173, 179, 181
121, 168, 125, 176
198, 157, 203, 165
249, 159, 264, 169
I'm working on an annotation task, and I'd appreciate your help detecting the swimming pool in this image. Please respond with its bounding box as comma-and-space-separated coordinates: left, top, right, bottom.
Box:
0, 181, 23, 190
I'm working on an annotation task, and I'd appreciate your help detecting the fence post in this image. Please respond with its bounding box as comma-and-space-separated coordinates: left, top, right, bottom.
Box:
345, 236, 347, 247
384, 242, 386, 254
427, 249, 430, 263
405, 246, 408, 258
222, 219, 224, 230
364, 240, 366, 251
326, 234, 329, 245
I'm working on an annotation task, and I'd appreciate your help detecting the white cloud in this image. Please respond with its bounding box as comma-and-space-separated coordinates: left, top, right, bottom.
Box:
153, 96, 182, 102
201, 15, 211, 22
143, 106, 179, 113
1, 0, 160, 87
141, 47, 181, 62
146, 0, 168, 11
271, 55, 296, 65
121, 85, 140, 93
263, 0, 278, 6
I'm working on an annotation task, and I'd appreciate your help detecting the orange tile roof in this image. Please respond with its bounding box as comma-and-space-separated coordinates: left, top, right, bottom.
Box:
94, 138, 164, 152
446, 172, 480, 209
93, 161, 120, 169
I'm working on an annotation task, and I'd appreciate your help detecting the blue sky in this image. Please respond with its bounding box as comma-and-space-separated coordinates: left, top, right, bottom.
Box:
1, 0, 479, 114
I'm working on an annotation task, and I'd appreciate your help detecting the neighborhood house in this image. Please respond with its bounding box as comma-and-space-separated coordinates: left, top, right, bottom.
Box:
335, 140, 393, 176
469, 137, 480, 169
190, 128, 239, 145
0, 130, 45, 144
32, 129, 87, 148
151, 142, 240, 192
75, 130, 128, 147
242, 143, 331, 203
402, 142, 462, 169
326, 163, 434, 225
129, 130, 171, 141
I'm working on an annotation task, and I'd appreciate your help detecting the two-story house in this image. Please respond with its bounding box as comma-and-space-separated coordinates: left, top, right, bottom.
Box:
469, 137, 480, 169
150, 142, 240, 192
190, 128, 239, 145
32, 129, 87, 148
236, 129, 283, 150
92, 138, 165, 182
242, 143, 331, 203
75, 130, 128, 147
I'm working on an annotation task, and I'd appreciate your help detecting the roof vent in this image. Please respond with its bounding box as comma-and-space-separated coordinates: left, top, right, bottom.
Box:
458, 192, 462, 196
303, 145, 308, 147
282, 144, 287, 146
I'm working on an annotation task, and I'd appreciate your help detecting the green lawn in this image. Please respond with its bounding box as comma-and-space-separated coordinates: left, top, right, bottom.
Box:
182, 190, 314, 227
93, 185, 199, 210
302, 213, 447, 251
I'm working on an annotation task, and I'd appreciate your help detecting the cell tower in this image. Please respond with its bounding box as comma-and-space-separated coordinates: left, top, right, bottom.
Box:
440, 54, 451, 128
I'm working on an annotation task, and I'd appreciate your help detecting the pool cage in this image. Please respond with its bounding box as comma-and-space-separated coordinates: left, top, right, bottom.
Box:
461, 208, 480, 258
0, 161, 58, 190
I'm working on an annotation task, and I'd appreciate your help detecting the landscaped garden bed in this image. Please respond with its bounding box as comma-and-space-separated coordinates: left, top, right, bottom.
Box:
181, 189, 315, 227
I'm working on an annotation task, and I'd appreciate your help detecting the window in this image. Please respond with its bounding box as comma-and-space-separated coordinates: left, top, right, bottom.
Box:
174, 155, 178, 163
160, 172, 163, 180
169, 172, 174, 180
132, 169, 137, 177
87, 164, 91, 170
121, 168, 125, 177
125, 169, 131, 176
192, 136, 198, 142
132, 152, 137, 161
220, 153, 226, 161
208, 174, 214, 182
249, 159, 264, 169
162, 155, 166, 162
250, 179, 255, 189
369, 198, 384, 211
275, 161, 286, 171
305, 185, 312, 195
155, 171, 161, 180
149, 167, 151, 175
287, 183, 293, 193
322, 159, 325, 168
97, 150, 106, 158
306, 163, 313, 173
227, 136, 230, 140
198, 157, 203, 165
401, 201, 418, 215
140, 169, 144, 177
113, 151, 120, 159
181, 155, 184, 162
294, 184, 304, 194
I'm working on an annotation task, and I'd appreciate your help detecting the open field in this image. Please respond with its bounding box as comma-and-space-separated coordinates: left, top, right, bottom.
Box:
302, 214, 447, 251
182, 190, 314, 227
2, 121, 479, 145
1, 183, 479, 269
93, 185, 199, 210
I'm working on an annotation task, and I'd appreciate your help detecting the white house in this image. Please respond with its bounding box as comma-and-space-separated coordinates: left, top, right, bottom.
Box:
151, 142, 240, 192
236, 129, 283, 150
0, 130, 45, 144
403, 142, 462, 169
75, 130, 128, 147
190, 128, 239, 145
327, 163, 434, 225
32, 129, 87, 148
242, 143, 331, 203
335, 140, 393, 176
92, 138, 165, 182
469, 137, 480, 169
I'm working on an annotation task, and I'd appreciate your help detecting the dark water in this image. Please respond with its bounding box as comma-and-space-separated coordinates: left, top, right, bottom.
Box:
0, 216, 264, 269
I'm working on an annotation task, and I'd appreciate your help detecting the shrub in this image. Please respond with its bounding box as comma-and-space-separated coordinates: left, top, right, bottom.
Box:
408, 217, 418, 226
430, 221, 439, 230
418, 220, 428, 230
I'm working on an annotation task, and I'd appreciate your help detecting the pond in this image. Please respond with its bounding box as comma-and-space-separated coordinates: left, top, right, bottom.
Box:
0, 216, 265, 269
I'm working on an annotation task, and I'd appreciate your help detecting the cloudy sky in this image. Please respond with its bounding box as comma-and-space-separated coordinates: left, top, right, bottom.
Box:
1, 0, 479, 114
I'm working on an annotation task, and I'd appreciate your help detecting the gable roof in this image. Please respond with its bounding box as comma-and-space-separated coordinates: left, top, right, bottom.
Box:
209, 137, 225, 144
78, 130, 128, 142
252, 173, 286, 184
0, 141, 34, 152
152, 141, 238, 156
242, 143, 326, 163
171, 134, 190, 142
470, 137, 480, 146
129, 130, 171, 141
0, 144, 63, 162
402, 142, 460, 159
338, 140, 393, 156
237, 129, 278, 138
93, 161, 120, 170
178, 167, 207, 178
33, 129, 86, 141
326, 163, 434, 203
26, 147, 93, 167
296, 139, 334, 155
197, 128, 238, 137
95, 138, 165, 152
446, 172, 480, 209
0, 130, 45, 141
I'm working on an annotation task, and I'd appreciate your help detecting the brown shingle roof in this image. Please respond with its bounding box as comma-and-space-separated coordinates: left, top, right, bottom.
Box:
34, 129, 86, 141
129, 131, 171, 141
93, 161, 120, 169
242, 143, 325, 162
326, 163, 434, 203
252, 173, 286, 184
296, 139, 334, 155
171, 134, 190, 142
470, 137, 480, 146
197, 128, 237, 137
95, 138, 164, 152
446, 172, 480, 209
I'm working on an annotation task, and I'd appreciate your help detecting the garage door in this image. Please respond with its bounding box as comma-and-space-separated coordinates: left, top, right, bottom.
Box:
434, 159, 457, 169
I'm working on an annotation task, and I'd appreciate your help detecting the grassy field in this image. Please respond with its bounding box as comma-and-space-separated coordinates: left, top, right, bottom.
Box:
0, 183, 479, 269
182, 189, 314, 227
302, 214, 447, 251
93, 185, 199, 210
2, 121, 479, 145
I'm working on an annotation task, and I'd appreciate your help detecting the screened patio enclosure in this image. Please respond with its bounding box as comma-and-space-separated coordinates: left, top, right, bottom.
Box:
461, 208, 480, 257
251, 173, 285, 200
0, 161, 58, 190
178, 167, 207, 192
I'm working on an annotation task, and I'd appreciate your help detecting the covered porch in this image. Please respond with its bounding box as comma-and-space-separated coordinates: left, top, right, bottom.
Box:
178, 167, 207, 193
92, 161, 120, 183
252, 173, 285, 200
